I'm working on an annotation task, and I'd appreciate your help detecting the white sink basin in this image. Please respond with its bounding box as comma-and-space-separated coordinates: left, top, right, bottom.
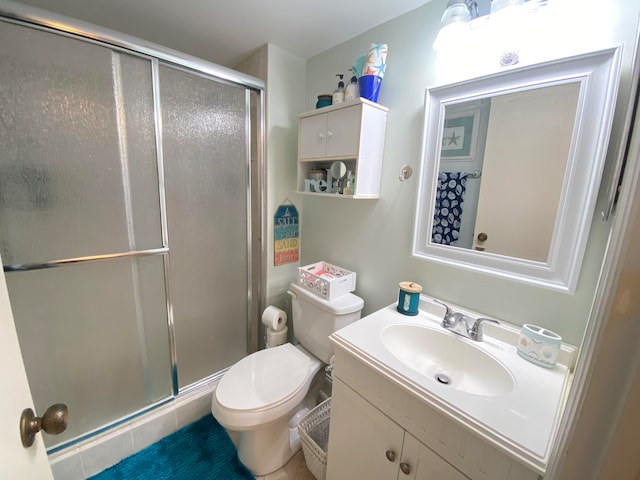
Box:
381, 324, 515, 396
330, 297, 575, 472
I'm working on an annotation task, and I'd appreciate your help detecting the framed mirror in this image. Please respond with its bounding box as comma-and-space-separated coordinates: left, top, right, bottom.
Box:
413, 47, 622, 293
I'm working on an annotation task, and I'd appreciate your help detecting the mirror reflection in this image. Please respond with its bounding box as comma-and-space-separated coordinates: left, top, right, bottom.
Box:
432, 82, 580, 262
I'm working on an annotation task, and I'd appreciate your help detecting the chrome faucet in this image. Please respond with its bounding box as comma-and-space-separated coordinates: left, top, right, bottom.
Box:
433, 300, 499, 341
468, 317, 500, 341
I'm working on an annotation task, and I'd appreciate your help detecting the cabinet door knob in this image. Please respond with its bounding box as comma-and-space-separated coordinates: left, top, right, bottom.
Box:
327, 130, 334, 138
400, 462, 412, 475
385, 449, 396, 462
318, 132, 325, 139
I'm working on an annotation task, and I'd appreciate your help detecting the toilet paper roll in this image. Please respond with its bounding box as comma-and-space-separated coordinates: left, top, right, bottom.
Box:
262, 306, 287, 331
266, 326, 288, 348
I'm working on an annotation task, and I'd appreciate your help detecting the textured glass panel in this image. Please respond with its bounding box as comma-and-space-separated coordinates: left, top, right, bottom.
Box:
7, 256, 172, 447
0, 23, 161, 265
159, 65, 249, 388
112, 52, 163, 253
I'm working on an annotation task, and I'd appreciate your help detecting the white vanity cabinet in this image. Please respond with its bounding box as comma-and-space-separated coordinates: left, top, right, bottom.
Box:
327, 378, 469, 480
326, 347, 541, 480
297, 98, 388, 198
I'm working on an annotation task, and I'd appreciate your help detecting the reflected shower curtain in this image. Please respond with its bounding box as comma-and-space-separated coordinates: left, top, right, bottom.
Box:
432, 172, 468, 246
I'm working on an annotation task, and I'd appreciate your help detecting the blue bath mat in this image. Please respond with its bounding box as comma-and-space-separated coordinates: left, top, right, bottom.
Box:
89, 415, 254, 480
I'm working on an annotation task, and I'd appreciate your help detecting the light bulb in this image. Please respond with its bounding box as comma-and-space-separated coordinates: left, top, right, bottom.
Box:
441, 1, 472, 27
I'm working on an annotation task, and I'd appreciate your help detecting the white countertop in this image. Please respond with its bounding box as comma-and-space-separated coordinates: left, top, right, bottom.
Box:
330, 295, 575, 474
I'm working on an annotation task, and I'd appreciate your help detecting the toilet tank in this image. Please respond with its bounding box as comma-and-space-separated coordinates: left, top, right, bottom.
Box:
289, 282, 364, 363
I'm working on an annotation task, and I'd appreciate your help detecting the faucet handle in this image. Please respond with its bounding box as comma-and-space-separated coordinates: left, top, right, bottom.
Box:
432, 299, 453, 325
470, 317, 499, 341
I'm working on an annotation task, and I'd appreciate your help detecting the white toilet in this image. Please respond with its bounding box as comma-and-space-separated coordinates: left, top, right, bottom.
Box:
211, 282, 364, 475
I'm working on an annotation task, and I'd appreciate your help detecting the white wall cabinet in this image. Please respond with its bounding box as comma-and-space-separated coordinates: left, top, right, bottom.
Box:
327, 378, 469, 480
297, 98, 388, 198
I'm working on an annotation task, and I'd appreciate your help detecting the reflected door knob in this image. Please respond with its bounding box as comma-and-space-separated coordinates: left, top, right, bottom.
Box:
20, 403, 68, 448
475, 232, 488, 250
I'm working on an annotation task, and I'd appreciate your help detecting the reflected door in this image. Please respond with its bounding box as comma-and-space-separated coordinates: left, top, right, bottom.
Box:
472, 84, 580, 261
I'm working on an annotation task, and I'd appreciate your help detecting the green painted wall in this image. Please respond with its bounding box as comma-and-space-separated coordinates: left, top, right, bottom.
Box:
295, 0, 639, 346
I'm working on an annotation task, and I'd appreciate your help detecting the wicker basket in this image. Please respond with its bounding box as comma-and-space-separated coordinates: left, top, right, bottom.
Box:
298, 398, 331, 480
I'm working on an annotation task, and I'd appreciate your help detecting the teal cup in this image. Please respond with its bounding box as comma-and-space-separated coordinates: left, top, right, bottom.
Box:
397, 281, 422, 316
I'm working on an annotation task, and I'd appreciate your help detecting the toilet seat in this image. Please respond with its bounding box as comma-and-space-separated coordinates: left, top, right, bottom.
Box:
212, 343, 321, 430
217, 343, 312, 410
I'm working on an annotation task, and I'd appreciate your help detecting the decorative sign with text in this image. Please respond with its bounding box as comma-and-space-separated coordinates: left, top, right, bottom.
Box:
274, 202, 299, 266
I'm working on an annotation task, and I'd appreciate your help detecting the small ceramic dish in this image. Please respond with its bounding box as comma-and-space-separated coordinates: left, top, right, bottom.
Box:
517, 324, 562, 368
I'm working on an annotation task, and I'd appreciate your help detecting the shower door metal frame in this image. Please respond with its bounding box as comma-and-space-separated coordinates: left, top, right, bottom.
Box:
0, 0, 265, 450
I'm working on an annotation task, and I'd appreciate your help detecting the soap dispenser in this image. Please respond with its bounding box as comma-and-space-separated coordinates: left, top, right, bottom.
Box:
343, 170, 353, 195
345, 69, 359, 101
332, 74, 345, 104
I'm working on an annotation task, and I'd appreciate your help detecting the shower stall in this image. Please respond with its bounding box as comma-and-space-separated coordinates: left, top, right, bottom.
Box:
0, 4, 264, 450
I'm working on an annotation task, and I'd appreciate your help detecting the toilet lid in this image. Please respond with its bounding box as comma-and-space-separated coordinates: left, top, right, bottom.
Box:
216, 343, 312, 411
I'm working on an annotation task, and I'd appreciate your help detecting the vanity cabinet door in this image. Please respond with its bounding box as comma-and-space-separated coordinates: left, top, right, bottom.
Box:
327, 378, 472, 480
402, 433, 470, 480
326, 378, 405, 479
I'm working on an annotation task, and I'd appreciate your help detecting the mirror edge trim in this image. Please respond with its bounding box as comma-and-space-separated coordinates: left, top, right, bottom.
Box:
413, 46, 623, 294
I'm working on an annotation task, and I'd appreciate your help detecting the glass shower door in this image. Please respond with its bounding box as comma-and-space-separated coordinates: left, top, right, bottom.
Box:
159, 65, 250, 389
0, 22, 171, 446
0, 16, 258, 449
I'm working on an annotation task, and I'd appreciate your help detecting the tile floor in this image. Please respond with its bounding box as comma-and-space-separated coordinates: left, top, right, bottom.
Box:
256, 450, 316, 480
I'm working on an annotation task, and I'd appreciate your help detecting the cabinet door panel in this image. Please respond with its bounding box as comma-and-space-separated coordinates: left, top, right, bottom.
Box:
403, 433, 469, 480
327, 379, 405, 479
299, 114, 328, 159
326, 106, 361, 157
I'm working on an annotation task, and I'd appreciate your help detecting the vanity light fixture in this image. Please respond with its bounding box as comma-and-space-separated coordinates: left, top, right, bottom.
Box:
433, 0, 478, 52
490, 0, 525, 15
433, 0, 544, 53
442, 0, 478, 25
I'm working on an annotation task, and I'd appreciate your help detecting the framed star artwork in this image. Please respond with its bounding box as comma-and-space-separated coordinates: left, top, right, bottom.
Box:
440, 110, 479, 161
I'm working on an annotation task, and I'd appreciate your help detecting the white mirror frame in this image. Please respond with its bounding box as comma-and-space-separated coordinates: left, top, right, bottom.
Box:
413, 47, 622, 294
